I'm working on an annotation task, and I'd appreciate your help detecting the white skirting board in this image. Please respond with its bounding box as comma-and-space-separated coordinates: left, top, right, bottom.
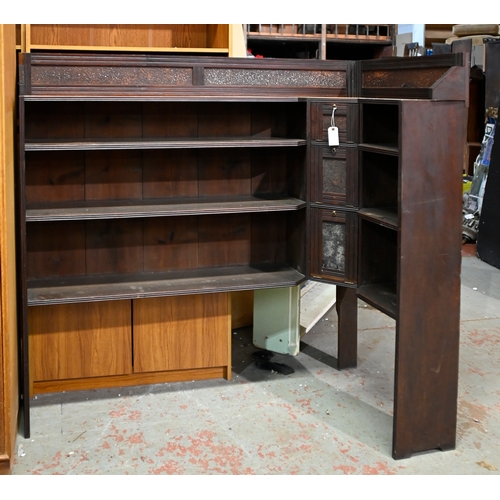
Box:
300, 281, 337, 337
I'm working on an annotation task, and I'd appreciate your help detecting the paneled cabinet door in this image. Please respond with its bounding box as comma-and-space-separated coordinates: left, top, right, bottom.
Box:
310, 145, 358, 207
309, 208, 357, 285
309, 101, 358, 145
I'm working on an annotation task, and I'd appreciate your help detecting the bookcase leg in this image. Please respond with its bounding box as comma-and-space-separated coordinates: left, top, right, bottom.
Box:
253, 286, 300, 356
336, 285, 357, 369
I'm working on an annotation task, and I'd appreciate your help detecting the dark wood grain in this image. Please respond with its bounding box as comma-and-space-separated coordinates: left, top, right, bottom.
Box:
25, 137, 308, 151
26, 197, 306, 221
27, 265, 306, 306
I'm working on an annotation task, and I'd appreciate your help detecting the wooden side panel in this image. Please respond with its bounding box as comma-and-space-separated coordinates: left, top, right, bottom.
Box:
231, 290, 254, 329
133, 293, 230, 373
0, 23, 18, 475
393, 100, 465, 458
206, 25, 229, 49
29, 301, 132, 381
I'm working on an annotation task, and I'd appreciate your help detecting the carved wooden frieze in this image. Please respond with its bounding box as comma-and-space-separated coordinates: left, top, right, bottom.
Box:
30, 65, 193, 88
204, 68, 346, 88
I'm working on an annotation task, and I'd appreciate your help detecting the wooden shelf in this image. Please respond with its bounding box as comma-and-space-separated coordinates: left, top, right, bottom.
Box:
26, 196, 306, 221
359, 143, 399, 155
27, 265, 307, 306
27, 45, 230, 54
357, 283, 397, 319
24, 137, 307, 152
358, 207, 398, 229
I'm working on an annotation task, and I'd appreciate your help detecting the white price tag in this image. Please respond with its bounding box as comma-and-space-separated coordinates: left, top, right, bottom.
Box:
328, 126, 339, 147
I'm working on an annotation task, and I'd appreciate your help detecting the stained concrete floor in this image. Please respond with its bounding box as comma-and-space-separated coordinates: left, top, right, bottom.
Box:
10, 245, 500, 476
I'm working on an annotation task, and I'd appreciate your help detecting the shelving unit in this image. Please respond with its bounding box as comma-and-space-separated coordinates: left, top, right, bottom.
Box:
17, 52, 469, 460
246, 24, 394, 60
21, 98, 308, 307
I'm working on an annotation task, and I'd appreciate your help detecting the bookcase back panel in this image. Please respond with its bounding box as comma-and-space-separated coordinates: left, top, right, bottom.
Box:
86, 219, 145, 275
198, 214, 252, 268
361, 103, 400, 147
25, 102, 85, 140
26, 147, 304, 206
143, 102, 198, 138
143, 217, 199, 272
25, 151, 85, 203
143, 150, 199, 199
85, 150, 143, 201
359, 220, 397, 286
27, 221, 87, 278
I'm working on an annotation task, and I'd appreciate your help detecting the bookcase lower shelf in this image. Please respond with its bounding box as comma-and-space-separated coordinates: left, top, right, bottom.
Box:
27, 266, 306, 306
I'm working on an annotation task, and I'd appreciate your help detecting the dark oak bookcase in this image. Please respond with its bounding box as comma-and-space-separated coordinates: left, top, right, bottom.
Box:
17, 52, 467, 459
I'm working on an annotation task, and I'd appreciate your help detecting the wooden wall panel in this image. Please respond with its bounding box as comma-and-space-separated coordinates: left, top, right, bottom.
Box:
25, 102, 84, 140
29, 301, 132, 382
143, 150, 199, 199
198, 214, 251, 268
25, 151, 85, 204
85, 150, 143, 201
85, 219, 144, 275
27, 221, 86, 278
143, 217, 199, 272
198, 150, 251, 197
0, 23, 18, 476
198, 102, 251, 137
85, 102, 142, 140
133, 293, 230, 373
143, 102, 198, 138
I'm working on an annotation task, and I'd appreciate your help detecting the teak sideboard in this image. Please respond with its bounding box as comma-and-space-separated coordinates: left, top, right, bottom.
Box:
17, 52, 468, 460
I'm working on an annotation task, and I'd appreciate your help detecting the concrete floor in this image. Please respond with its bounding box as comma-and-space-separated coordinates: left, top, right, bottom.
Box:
10, 245, 500, 475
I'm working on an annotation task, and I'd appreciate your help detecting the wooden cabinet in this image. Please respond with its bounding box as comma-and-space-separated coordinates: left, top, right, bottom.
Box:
29, 301, 133, 382
17, 52, 468, 460
309, 100, 359, 285
132, 295, 231, 373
